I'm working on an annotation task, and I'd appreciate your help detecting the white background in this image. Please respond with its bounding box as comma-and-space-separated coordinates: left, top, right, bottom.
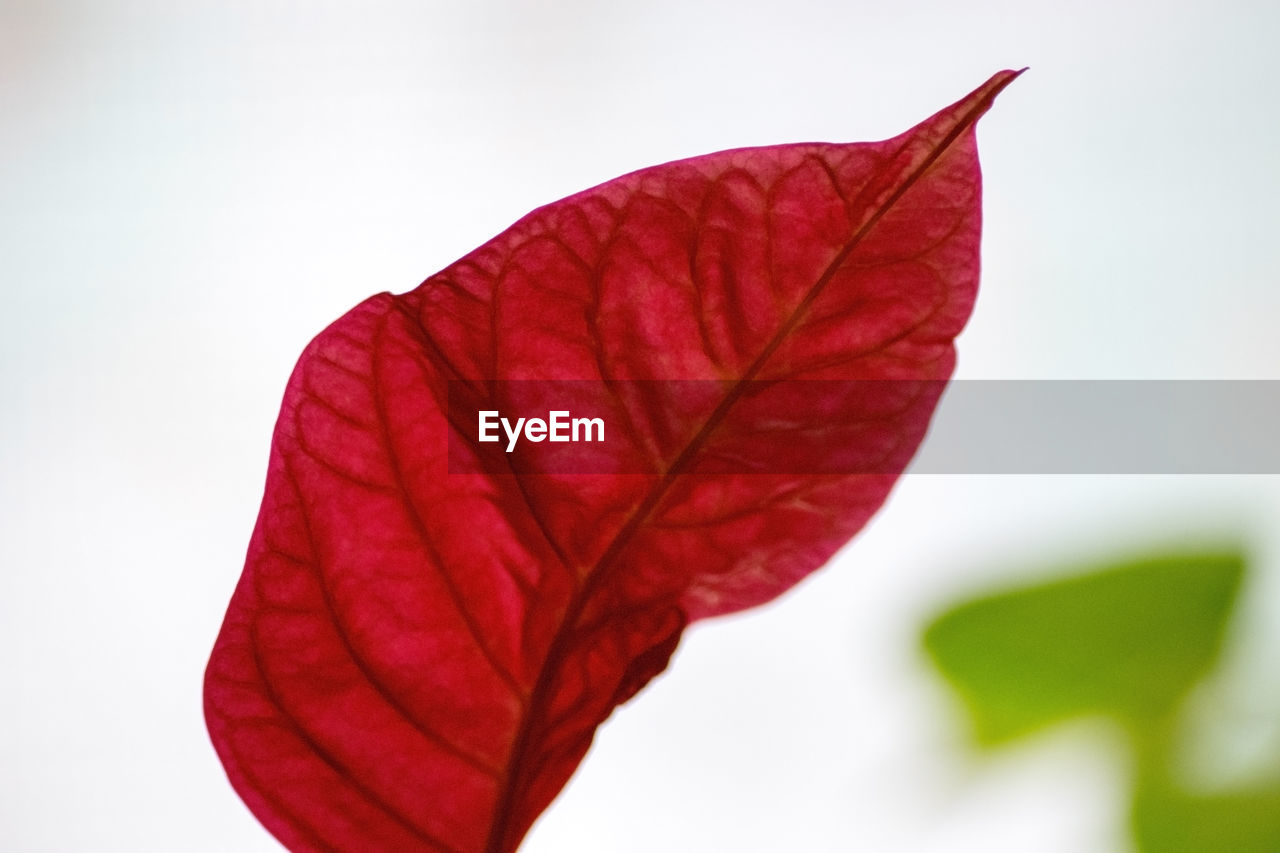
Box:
3, 1, 1280, 851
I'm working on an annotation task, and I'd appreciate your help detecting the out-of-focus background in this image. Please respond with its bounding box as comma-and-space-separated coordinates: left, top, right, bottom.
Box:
3, 1, 1279, 850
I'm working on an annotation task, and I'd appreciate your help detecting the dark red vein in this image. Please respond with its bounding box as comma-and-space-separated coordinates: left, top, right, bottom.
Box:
279, 449, 504, 780
481, 73, 1016, 853
245, 622, 469, 853
369, 306, 527, 702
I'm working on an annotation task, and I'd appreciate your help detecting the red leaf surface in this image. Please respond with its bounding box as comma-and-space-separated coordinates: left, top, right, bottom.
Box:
205, 70, 1020, 852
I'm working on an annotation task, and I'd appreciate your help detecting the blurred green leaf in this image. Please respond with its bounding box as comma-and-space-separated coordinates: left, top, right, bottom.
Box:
922, 552, 1243, 745
1133, 783, 1280, 853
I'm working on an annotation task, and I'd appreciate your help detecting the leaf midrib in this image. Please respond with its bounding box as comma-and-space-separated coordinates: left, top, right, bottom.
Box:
471, 77, 1013, 853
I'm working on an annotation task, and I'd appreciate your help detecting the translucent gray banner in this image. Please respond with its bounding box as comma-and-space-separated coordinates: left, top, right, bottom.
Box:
913, 380, 1280, 474
446, 380, 1280, 474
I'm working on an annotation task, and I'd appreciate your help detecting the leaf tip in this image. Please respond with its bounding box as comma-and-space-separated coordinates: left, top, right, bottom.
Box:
975, 67, 1026, 106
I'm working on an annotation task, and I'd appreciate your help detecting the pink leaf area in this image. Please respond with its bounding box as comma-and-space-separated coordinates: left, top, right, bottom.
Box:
205, 70, 1021, 852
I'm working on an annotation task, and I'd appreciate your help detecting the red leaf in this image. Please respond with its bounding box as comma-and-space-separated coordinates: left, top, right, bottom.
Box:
205, 70, 1020, 852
